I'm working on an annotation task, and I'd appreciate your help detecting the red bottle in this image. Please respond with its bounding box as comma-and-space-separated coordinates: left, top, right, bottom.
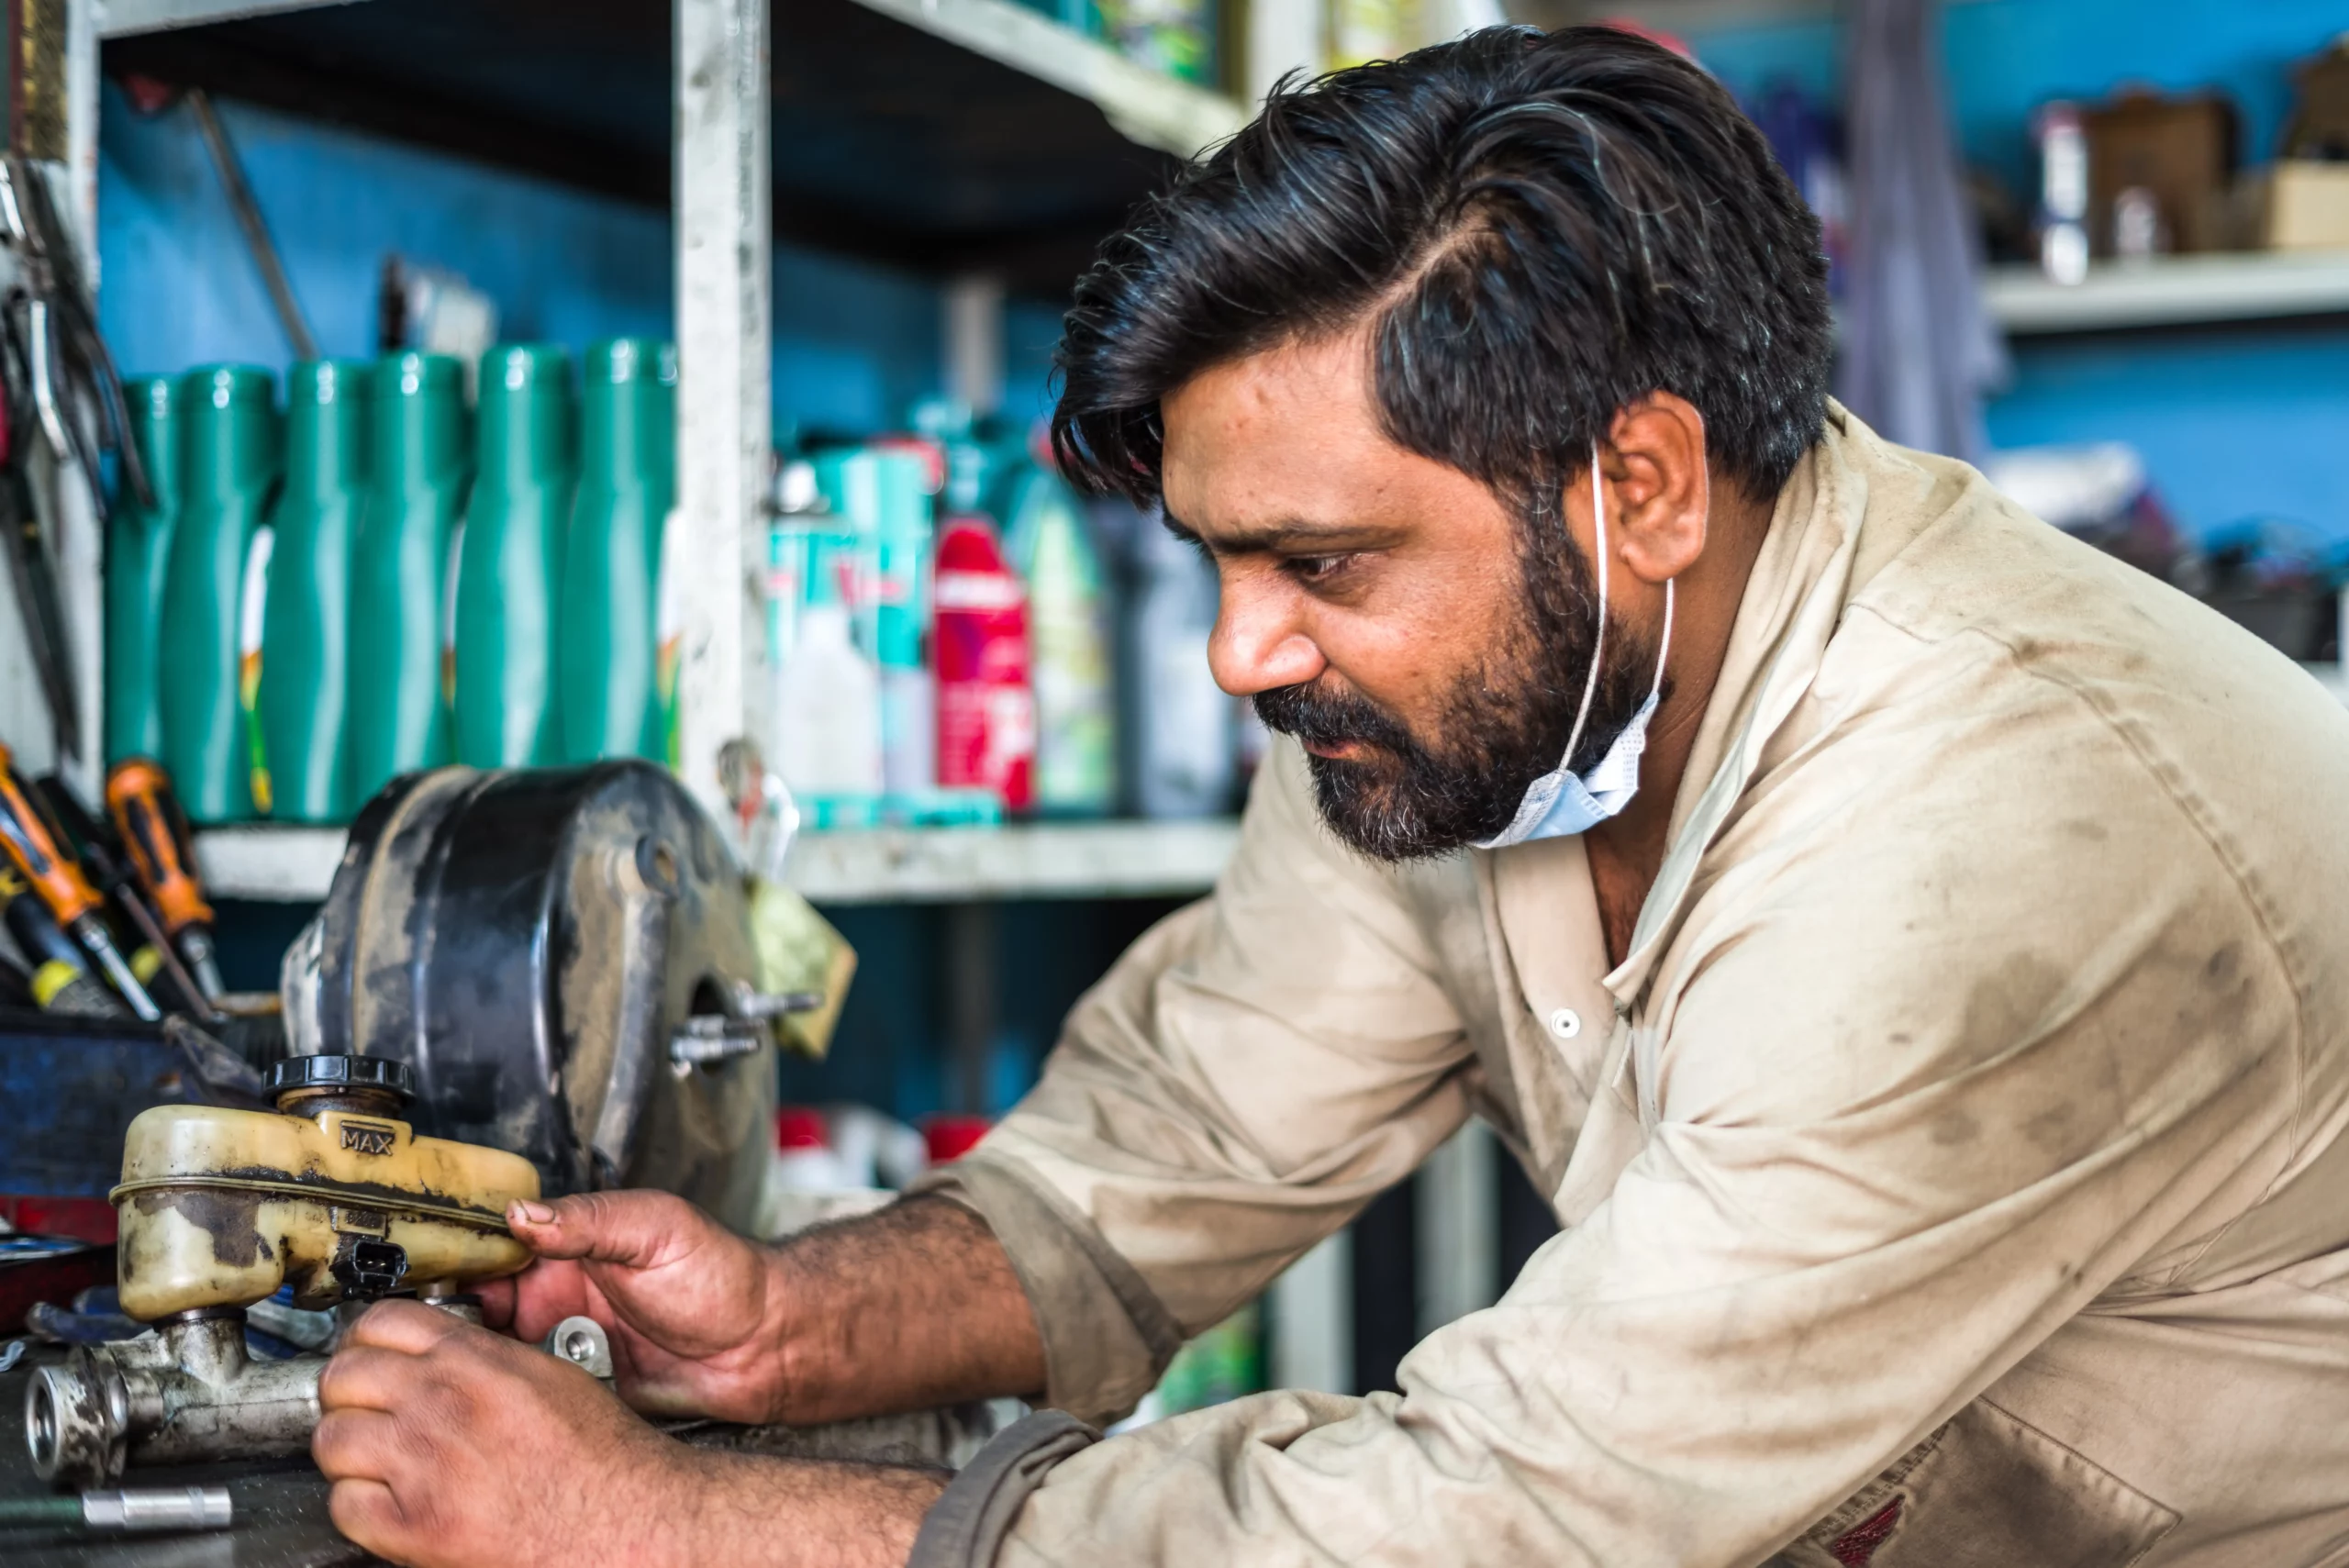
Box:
932, 518, 1036, 811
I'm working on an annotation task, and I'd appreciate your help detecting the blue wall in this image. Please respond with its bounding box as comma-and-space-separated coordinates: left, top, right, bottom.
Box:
98, 83, 949, 439
1690, 0, 2349, 543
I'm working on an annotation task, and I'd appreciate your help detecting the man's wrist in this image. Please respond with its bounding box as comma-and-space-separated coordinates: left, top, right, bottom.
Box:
762, 1237, 830, 1425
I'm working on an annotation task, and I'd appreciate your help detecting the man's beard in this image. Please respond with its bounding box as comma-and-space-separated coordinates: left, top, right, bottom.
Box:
1255, 507, 1659, 862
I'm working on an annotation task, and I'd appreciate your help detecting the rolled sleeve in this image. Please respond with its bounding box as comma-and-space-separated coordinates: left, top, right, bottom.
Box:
919, 739, 1473, 1424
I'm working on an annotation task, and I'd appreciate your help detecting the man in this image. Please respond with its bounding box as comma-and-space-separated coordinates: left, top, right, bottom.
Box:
314, 27, 2349, 1568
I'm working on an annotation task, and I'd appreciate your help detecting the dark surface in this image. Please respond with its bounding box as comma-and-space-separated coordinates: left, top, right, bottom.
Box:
0, 1018, 205, 1199
105, 0, 1185, 294
1350, 1177, 1418, 1397
0, 1358, 371, 1568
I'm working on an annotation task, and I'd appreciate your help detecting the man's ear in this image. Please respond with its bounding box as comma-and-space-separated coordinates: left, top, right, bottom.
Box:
1598, 394, 1709, 586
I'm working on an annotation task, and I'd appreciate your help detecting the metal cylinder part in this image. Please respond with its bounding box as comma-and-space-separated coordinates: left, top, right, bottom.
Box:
81, 1486, 235, 1532
26, 1314, 321, 1486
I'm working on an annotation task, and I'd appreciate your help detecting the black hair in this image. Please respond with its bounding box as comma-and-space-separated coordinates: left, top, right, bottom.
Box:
1051, 25, 1832, 508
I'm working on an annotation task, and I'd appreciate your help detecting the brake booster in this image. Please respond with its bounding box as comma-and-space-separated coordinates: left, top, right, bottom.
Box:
23, 1053, 616, 1487
24, 760, 780, 1488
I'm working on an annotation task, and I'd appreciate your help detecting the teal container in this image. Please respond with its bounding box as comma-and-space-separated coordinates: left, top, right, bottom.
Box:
455, 344, 573, 767
157, 366, 278, 824
258, 360, 372, 823
557, 339, 674, 762
349, 352, 468, 806
105, 376, 182, 764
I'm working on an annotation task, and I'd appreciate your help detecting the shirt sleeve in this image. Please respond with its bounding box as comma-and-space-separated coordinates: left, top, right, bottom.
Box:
916, 737, 1475, 1424
965, 671, 2304, 1566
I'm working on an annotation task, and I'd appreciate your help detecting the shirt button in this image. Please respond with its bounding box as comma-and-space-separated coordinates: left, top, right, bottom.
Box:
1548, 1007, 1581, 1040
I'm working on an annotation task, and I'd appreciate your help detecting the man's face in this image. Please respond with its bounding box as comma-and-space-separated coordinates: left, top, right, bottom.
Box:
1161, 333, 1653, 860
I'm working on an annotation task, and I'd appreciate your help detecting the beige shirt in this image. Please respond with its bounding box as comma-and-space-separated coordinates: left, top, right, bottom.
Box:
924, 406, 2349, 1566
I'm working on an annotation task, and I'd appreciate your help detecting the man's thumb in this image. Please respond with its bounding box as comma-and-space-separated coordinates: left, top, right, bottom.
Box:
507, 1190, 677, 1269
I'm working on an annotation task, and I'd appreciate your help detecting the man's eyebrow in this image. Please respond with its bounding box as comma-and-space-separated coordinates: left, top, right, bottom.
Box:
1161, 511, 1393, 553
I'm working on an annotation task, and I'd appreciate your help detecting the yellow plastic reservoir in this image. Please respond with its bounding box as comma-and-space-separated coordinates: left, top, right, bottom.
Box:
111, 1058, 540, 1321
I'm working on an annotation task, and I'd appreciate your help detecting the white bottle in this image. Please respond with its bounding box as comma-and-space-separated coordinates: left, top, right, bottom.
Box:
776, 600, 883, 798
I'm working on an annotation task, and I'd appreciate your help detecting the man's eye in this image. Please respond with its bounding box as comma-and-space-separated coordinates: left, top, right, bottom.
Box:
1287, 553, 1352, 584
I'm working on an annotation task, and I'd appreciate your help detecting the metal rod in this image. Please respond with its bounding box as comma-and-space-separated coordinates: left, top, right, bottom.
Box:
185, 88, 317, 361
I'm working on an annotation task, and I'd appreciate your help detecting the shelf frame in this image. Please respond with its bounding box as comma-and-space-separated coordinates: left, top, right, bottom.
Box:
847, 0, 1241, 159
1984, 251, 2349, 337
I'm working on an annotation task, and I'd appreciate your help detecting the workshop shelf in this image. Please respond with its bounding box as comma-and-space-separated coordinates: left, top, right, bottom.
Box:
100, 0, 1246, 291
194, 817, 1241, 904
1984, 250, 2349, 336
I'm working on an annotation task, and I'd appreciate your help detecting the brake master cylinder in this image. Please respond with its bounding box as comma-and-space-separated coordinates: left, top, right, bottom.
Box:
25, 1054, 543, 1486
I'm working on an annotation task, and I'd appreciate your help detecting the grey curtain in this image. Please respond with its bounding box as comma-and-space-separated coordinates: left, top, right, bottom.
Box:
1834, 0, 2008, 462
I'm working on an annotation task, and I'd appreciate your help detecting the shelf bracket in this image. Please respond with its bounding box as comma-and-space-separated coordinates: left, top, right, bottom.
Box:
674, 0, 771, 828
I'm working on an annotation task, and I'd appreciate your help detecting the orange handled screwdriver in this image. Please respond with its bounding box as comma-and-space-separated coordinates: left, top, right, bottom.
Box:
105, 757, 225, 1003
0, 744, 159, 1019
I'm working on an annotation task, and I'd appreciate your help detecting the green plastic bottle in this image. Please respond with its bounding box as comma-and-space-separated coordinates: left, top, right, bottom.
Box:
105, 376, 182, 765
558, 339, 674, 762
158, 365, 278, 824
258, 360, 372, 824
1002, 462, 1116, 816
349, 351, 467, 806
454, 344, 573, 768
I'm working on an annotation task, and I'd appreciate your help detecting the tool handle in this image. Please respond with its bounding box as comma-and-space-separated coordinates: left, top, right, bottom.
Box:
106, 758, 215, 935
0, 744, 102, 925
0, 862, 83, 970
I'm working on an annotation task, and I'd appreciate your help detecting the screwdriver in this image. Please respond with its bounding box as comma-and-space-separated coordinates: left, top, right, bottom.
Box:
0, 744, 160, 1019
35, 772, 213, 1018
0, 862, 128, 1018
105, 757, 225, 1005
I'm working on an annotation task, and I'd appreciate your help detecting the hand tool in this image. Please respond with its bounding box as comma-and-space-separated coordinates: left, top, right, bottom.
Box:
0, 374, 78, 759
0, 744, 159, 1018
0, 157, 153, 520
0, 862, 125, 1017
0, 1487, 232, 1533
36, 771, 213, 1017
105, 757, 226, 1004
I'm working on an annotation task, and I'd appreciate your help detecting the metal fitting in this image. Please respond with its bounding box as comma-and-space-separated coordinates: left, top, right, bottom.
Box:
541, 1316, 615, 1381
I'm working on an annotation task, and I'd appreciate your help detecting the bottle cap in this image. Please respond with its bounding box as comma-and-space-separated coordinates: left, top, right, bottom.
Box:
264, 1053, 415, 1105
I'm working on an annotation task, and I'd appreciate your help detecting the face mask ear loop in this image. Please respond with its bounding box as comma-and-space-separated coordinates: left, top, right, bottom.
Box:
1649, 579, 1675, 704
1560, 443, 1609, 769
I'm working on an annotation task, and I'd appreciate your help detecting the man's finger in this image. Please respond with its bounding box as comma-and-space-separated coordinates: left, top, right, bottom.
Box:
339, 1297, 471, 1356
317, 1345, 435, 1416
312, 1407, 399, 1479
327, 1476, 409, 1558
506, 1189, 698, 1269
475, 1273, 518, 1330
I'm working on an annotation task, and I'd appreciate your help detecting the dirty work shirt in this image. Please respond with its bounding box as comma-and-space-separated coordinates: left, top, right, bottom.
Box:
911, 405, 2349, 1568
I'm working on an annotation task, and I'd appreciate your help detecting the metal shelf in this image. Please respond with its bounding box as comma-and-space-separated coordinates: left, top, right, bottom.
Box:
1985, 251, 2349, 336
785, 818, 1239, 904
194, 817, 1241, 904
99, 0, 1242, 289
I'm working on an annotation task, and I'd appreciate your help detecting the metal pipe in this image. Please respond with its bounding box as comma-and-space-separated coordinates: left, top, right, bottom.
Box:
185, 88, 317, 362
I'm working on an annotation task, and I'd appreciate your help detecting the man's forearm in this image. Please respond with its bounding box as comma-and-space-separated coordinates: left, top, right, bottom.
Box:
766, 1195, 1047, 1426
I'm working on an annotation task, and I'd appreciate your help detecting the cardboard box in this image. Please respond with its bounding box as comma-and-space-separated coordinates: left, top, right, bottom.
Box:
2085, 90, 2238, 254
2264, 160, 2349, 251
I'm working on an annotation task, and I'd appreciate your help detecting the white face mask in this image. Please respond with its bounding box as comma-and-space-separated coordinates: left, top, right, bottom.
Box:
1475, 443, 1674, 850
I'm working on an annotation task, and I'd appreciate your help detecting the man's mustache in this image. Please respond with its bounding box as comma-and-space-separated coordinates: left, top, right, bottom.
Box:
1253, 682, 1420, 759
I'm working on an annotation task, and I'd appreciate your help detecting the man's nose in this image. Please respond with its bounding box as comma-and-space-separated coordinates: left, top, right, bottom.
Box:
1208, 577, 1324, 696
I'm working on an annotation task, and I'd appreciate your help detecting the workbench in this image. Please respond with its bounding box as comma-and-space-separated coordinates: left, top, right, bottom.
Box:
1, 1354, 1008, 1565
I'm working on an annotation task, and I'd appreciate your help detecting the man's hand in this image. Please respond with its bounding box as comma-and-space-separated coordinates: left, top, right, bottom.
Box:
479, 1190, 788, 1421
478, 1189, 1045, 1429
315, 1299, 694, 1566
315, 1300, 946, 1568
